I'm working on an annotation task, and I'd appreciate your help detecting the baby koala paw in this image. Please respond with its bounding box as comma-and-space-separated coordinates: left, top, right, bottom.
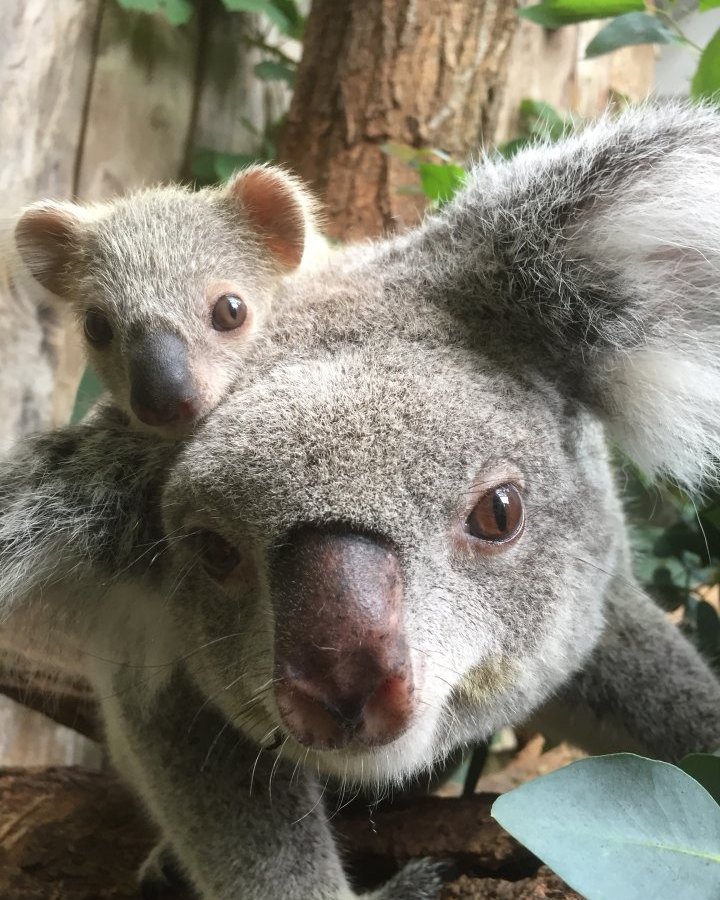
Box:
368, 858, 447, 899
138, 842, 190, 899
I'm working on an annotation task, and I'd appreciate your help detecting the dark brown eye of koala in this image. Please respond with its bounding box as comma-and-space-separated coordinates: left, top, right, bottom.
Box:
198, 530, 240, 578
465, 484, 524, 544
212, 293, 247, 331
83, 308, 113, 348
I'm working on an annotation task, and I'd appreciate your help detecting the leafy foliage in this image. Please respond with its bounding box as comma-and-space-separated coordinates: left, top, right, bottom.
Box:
70, 367, 104, 425
520, 1, 643, 29
493, 754, 720, 900
254, 59, 296, 85
115, 0, 194, 26
521, 0, 720, 102
585, 12, 679, 58
693, 29, 720, 101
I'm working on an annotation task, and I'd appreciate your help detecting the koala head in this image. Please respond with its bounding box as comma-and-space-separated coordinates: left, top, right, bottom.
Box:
14, 166, 317, 437
155, 103, 720, 787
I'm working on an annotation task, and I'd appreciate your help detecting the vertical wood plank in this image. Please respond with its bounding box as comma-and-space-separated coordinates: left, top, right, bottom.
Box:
0, 0, 102, 768
190, 6, 293, 169
76, 1, 198, 201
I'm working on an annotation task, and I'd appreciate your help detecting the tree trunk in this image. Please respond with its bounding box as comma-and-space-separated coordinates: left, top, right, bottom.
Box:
279, 0, 520, 240
279, 0, 655, 242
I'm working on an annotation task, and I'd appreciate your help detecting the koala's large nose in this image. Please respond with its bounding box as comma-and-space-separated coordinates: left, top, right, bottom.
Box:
273, 528, 414, 750
129, 332, 201, 427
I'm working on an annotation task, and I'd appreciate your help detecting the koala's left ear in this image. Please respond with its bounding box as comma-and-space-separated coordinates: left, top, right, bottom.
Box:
225, 165, 318, 271
14, 201, 93, 297
439, 103, 720, 491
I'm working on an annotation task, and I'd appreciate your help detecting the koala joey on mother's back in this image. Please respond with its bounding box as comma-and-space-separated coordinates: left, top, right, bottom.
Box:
3, 103, 720, 900
13, 165, 321, 437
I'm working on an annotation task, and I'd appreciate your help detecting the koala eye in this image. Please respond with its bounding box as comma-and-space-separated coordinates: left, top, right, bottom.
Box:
83, 308, 113, 348
465, 484, 524, 545
198, 530, 240, 578
212, 293, 247, 331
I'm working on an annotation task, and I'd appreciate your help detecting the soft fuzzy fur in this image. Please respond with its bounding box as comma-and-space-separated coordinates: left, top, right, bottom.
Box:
1, 102, 720, 899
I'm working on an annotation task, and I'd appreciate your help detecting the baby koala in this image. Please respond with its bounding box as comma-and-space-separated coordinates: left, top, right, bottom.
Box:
13, 165, 320, 437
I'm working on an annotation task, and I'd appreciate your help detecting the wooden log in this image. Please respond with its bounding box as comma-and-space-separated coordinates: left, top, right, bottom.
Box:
0, 766, 579, 899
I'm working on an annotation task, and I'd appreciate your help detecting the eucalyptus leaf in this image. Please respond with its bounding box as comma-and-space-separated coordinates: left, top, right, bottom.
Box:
191, 148, 262, 186
418, 163, 466, 204
492, 754, 720, 900
519, 0, 643, 28
692, 29, 720, 103
116, 0, 194, 26
519, 99, 574, 140
585, 13, 679, 58
71, 367, 105, 425
254, 60, 296, 85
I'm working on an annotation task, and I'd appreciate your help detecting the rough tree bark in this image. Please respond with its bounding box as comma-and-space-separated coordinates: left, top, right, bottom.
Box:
279, 0, 655, 242
279, 0, 520, 240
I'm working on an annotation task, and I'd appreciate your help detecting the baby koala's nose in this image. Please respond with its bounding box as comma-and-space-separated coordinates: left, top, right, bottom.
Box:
272, 527, 415, 750
129, 332, 201, 427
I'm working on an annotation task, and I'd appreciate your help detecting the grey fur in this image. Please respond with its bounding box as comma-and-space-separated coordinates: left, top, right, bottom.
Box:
2, 102, 720, 899
13, 166, 322, 436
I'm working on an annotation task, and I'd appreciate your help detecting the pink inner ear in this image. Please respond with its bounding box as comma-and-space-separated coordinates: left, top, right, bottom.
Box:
229, 168, 307, 270
15, 206, 79, 296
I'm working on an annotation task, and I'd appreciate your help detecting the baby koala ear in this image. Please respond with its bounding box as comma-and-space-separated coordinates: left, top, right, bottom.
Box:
14, 201, 89, 297
225, 165, 316, 271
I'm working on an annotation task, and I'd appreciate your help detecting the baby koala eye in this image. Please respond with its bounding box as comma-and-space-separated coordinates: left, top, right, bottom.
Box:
465, 483, 524, 545
198, 529, 241, 579
83, 308, 113, 348
212, 293, 247, 331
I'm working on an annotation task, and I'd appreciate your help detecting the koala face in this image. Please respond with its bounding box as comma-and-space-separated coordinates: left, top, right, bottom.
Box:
161, 328, 622, 785
15, 167, 315, 438
74, 189, 276, 436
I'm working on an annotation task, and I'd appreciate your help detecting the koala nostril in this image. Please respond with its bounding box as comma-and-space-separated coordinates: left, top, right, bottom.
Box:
275, 664, 414, 751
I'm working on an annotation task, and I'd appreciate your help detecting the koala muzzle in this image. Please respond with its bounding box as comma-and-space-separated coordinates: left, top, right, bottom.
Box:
272, 528, 414, 751
129, 332, 200, 427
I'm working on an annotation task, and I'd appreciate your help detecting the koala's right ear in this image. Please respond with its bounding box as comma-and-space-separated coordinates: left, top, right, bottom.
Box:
14, 201, 90, 297
224, 165, 319, 271
425, 102, 720, 492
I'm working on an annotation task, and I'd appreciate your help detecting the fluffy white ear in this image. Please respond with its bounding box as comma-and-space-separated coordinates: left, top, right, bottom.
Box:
570, 126, 720, 491
14, 201, 91, 297
436, 103, 720, 492
225, 165, 319, 271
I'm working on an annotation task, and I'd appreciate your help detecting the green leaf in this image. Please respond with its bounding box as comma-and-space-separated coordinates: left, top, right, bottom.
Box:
495, 136, 533, 159
680, 753, 720, 806
519, 0, 643, 28
269, 0, 304, 39
254, 60, 296, 85
692, 29, 720, 103
71, 367, 105, 425
585, 12, 679, 58
492, 754, 720, 900
191, 148, 263, 186
418, 163, 466, 204
519, 99, 574, 140
116, 0, 194, 26
700, 1, 720, 11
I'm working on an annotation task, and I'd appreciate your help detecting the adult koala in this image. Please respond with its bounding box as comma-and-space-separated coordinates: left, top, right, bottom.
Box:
2, 103, 720, 899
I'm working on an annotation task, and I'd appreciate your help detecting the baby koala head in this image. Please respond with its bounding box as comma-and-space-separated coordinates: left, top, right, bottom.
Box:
14, 166, 318, 437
